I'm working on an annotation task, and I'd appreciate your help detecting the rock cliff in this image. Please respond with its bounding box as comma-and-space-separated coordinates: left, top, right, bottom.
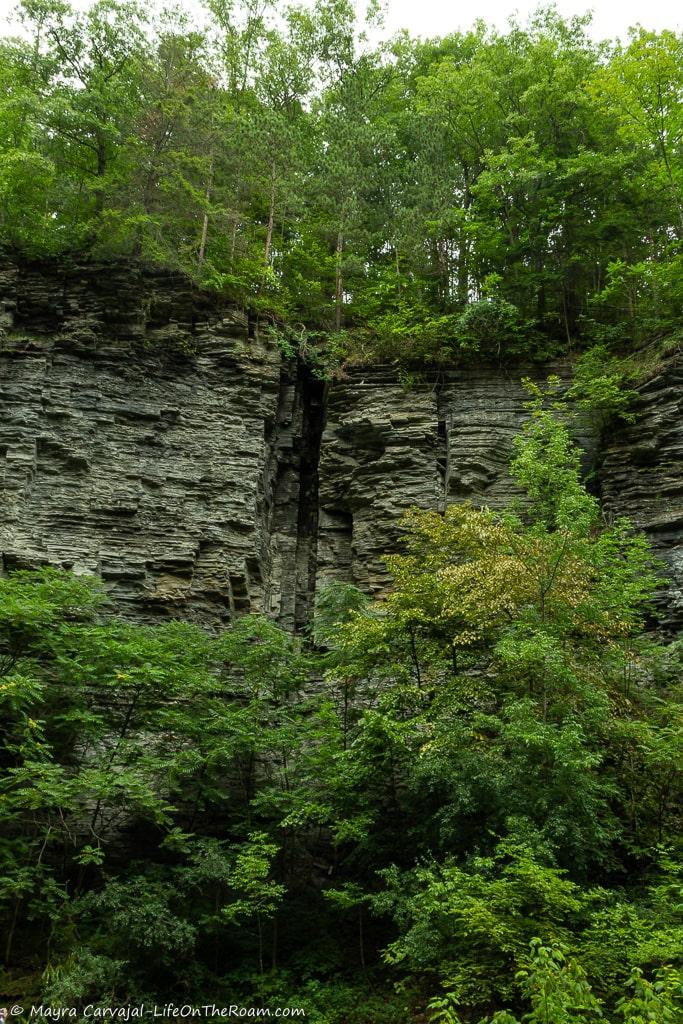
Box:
0, 257, 681, 632
0, 256, 320, 627
600, 360, 683, 631
316, 365, 598, 597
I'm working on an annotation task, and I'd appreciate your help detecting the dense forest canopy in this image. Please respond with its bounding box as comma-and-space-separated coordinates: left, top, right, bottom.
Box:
1, 0, 682, 362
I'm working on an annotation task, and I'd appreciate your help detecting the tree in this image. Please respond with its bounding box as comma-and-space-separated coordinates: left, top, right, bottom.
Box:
312, 382, 678, 1018
595, 30, 683, 237
19, 0, 148, 232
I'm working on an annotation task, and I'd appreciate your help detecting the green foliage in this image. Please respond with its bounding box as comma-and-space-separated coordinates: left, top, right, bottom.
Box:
222, 832, 286, 925
454, 298, 530, 359
513, 940, 602, 1024
483, 940, 602, 1024
615, 966, 683, 1023
375, 843, 586, 1012
2, 387, 680, 1019
427, 989, 462, 1024
567, 346, 639, 427
313, 581, 369, 647
0, 567, 313, 998
510, 376, 600, 531
42, 950, 127, 1007
0, 5, 681, 364
298, 392, 679, 1019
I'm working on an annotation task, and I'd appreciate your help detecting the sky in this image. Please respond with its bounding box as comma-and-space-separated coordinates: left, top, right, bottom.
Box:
378, 0, 681, 41
0, 0, 681, 41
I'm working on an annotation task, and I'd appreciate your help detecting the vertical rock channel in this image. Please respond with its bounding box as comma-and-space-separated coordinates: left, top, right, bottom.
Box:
1, 256, 681, 635
263, 362, 325, 630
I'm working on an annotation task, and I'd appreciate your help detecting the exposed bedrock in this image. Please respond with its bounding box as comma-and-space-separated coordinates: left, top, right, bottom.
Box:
0, 257, 680, 632
316, 365, 599, 596
0, 256, 318, 626
318, 361, 682, 630
600, 359, 683, 631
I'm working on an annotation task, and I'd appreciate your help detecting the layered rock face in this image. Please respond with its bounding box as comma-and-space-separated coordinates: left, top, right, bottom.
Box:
317, 367, 529, 595
318, 362, 682, 629
317, 365, 598, 596
0, 257, 319, 627
0, 257, 681, 632
600, 359, 683, 631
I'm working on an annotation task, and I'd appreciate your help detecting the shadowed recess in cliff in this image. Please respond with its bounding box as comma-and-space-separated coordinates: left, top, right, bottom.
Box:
0, 255, 681, 633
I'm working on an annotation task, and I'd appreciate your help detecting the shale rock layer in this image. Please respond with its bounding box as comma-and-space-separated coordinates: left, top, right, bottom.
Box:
0, 258, 680, 632
0, 257, 317, 626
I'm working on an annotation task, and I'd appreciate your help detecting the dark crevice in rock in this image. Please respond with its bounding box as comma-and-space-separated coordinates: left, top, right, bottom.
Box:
436, 414, 448, 510
294, 372, 325, 631
263, 364, 325, 630
0, 255, 681, 635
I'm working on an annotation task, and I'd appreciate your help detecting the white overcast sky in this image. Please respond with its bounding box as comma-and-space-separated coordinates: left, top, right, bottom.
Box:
0, 0, 680, 42
375, 0, 681, 40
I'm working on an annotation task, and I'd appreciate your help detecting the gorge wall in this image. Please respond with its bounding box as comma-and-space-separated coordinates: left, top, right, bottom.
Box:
1, 257, 681, 632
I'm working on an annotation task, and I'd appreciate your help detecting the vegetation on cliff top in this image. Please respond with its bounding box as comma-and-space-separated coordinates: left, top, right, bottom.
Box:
1, 1, 682, 365
0, 384, 680, 1021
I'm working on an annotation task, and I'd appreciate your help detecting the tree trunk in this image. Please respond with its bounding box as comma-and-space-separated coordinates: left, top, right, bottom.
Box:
230, 216, 239, 270
197, 156, 214, 272
4, 897, 20, 964
656, 127, 683, 236
335, 230, 344, 330
271, 915, 278, 971
264, 162, 277, 266
457, 229, 469, 306
257, 912, 264, 976
94, 135, 107, 216
359, 906, 366, 970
